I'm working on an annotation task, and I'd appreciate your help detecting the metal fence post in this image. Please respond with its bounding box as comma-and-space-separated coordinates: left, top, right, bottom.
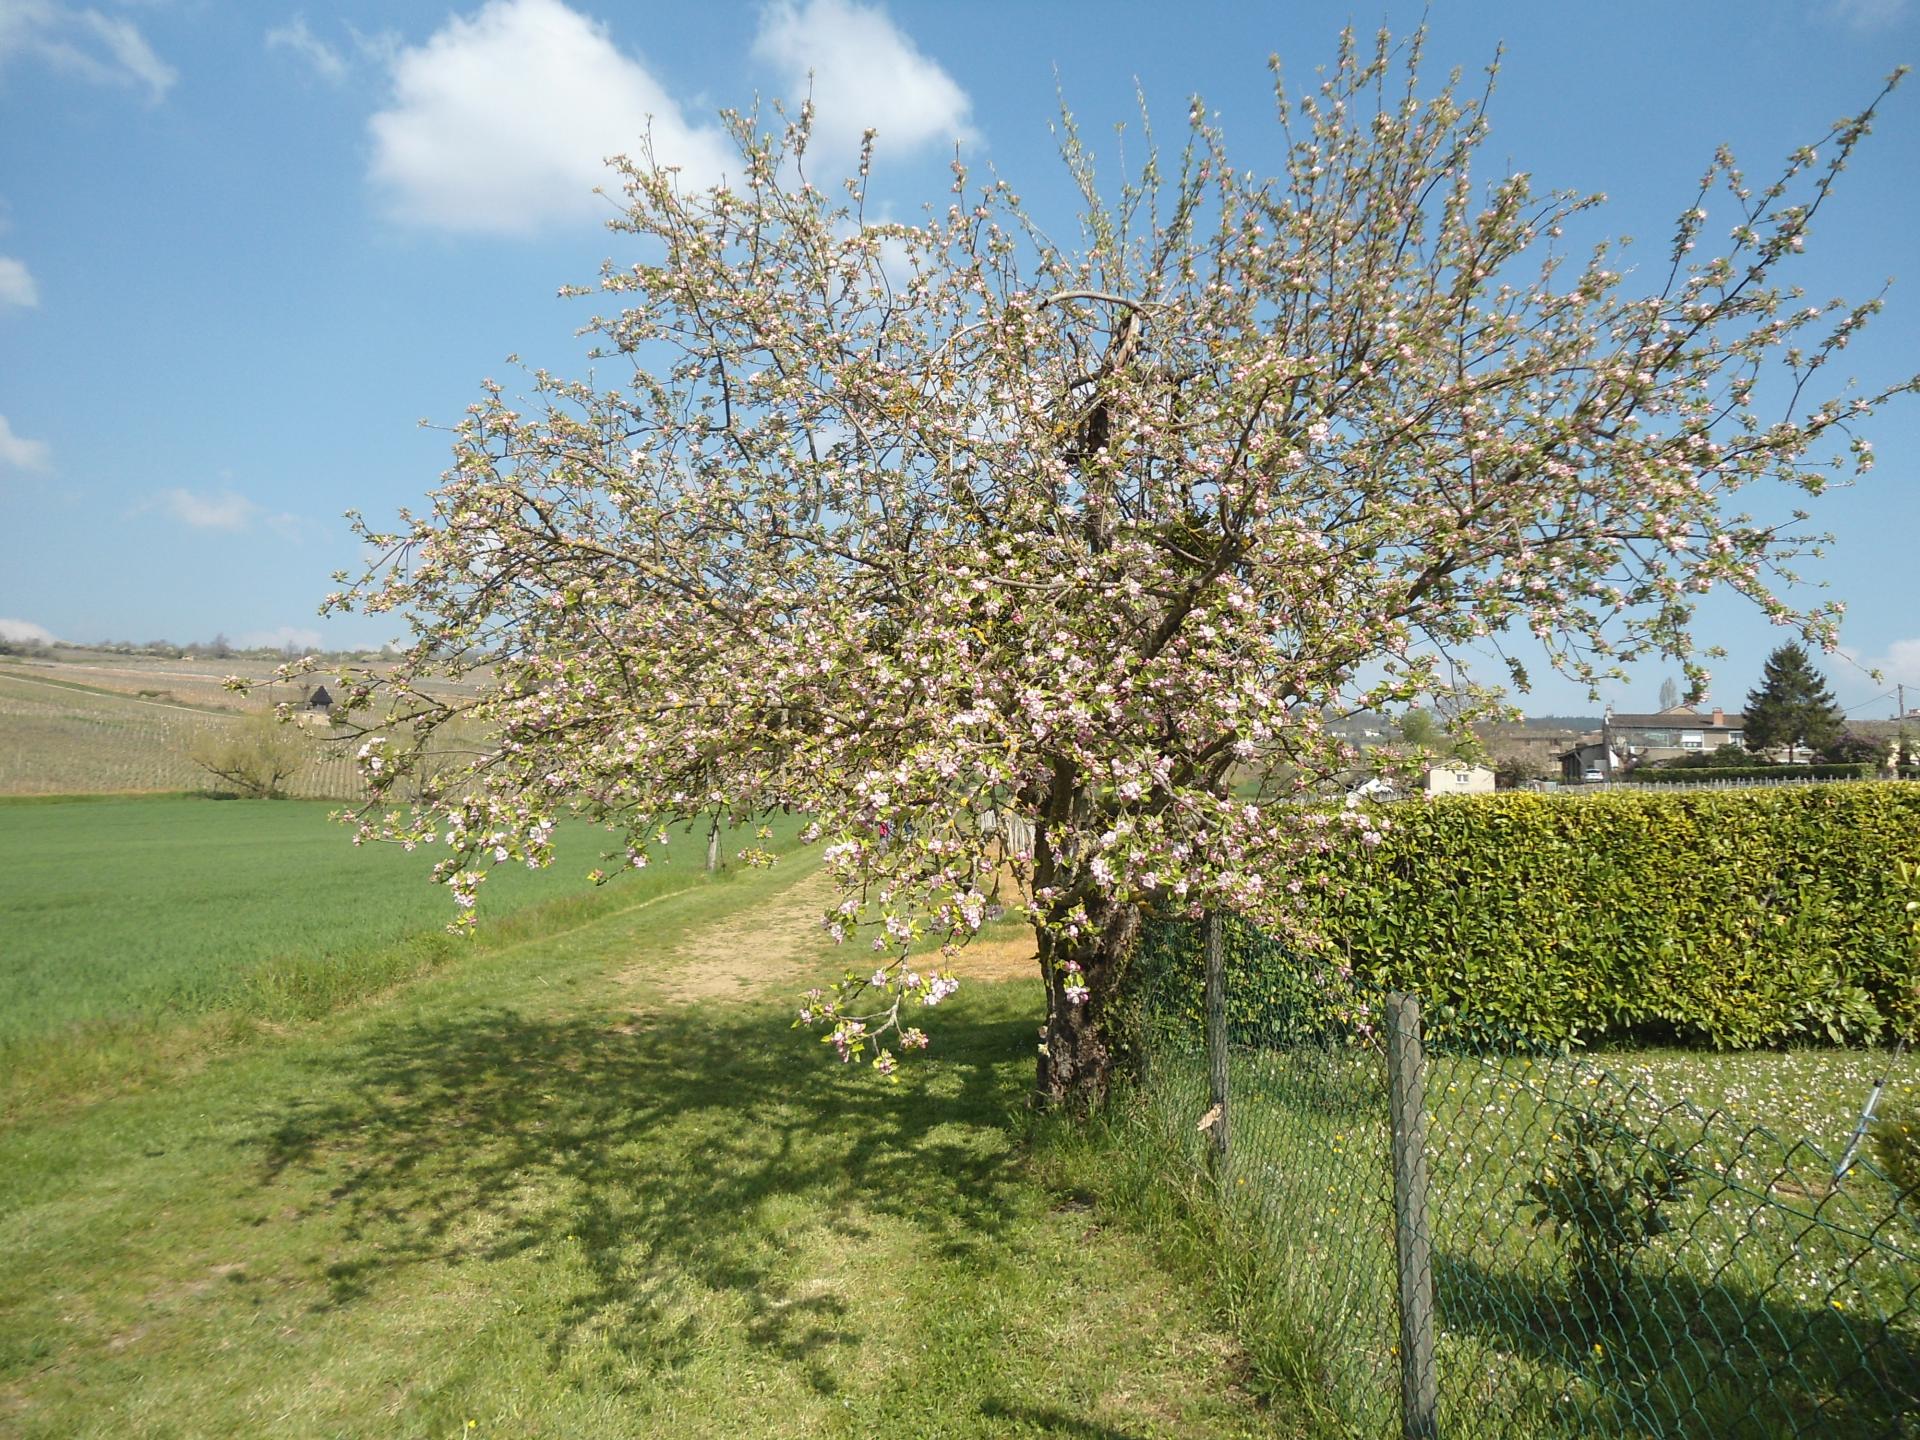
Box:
1202, 910, 1230, 1171
1386, 992, 1439, 1439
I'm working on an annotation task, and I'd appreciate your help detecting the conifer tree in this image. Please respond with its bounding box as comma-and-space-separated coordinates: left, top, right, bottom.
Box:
1742, 644, 1846, 757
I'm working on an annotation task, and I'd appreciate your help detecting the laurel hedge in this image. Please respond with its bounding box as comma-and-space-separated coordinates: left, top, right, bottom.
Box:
1139, 784, 1920, 1049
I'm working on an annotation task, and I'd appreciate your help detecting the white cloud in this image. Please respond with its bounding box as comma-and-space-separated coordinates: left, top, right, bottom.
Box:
265, 15, 345, 83
367, 0, 733, 235
145, 487, 309, 539
0, 617, 56, 644
0, 255, 36, 308
1842, 638, 1920, 693
752, 0, 975, 162
154, 488, 259, 531
1829, 0, 1911, 30
0, 414, 50, 471
0, 1, 177, 103
238, 624, 324, 651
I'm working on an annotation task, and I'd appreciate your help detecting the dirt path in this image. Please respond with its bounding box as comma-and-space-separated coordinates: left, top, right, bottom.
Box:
632, 866, 842, 1005
625, 865, 1041, 1010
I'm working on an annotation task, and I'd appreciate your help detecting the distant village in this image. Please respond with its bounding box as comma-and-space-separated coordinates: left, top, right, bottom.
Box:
1327, 702, 1917, 798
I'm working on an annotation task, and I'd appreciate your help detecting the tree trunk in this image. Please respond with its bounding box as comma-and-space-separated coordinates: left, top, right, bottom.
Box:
706, 816, 720, 873
1033, 891, 1141, 1112
1028, 771, 1144, 1112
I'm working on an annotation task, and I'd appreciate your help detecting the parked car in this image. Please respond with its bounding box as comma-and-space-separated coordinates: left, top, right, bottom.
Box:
1582, 767, 1604, 782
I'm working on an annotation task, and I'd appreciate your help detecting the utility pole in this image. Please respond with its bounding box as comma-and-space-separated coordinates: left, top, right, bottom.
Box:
1900, 685, 1909, 773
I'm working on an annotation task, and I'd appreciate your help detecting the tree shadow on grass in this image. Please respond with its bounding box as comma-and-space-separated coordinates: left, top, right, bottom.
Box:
247, 991, 1041, 1392
976, 1397, 1156, 1439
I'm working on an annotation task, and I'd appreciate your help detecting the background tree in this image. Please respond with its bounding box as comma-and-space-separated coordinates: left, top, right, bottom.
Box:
189, 712, 309, 798
1743, 643, 1847, 759
1398, 707, 1476, 762
1397, 709, 1443, 749
308, 32, 1912, 1108
1492, 752, 1546, 789
1658, 676, 1681, 710
1815, 731, 1888, 768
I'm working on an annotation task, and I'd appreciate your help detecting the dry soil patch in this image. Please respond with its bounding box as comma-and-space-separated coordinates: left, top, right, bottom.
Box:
621, 867, 1039, 1015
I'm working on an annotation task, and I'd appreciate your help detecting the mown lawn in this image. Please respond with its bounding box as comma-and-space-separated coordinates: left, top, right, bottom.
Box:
0, 818, 1285, 1438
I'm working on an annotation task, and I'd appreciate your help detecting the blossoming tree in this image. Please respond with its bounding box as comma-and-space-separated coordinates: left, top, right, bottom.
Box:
316, 32, 1911, 1108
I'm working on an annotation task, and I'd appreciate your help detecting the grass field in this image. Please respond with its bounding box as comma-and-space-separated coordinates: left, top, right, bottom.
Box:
0, 798, 1280, 1439
0, 797, 807, 1118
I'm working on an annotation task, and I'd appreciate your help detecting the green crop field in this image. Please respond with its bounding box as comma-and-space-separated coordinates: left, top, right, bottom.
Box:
0, 797, 803, 1112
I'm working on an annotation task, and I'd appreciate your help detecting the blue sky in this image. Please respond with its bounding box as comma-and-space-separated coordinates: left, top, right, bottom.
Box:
0, 0, 1915, 717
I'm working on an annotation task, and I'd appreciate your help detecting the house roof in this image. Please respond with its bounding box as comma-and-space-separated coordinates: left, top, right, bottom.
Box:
1606, 711, 1744, 729
1477, 724, 1585, 740
1555, 740, 1614, 761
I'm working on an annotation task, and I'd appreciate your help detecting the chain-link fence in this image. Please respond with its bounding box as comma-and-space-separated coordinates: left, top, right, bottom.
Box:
1133, 917, 1920, 1439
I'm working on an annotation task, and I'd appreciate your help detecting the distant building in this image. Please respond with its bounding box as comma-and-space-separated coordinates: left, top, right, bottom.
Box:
1424, 763, 1495, 796
1557, 738, 1620, 783
1478, 724, 1584, 776
306, 684, 334, 712
1340, 764, 1496, 801
1602, 704, 1745, 769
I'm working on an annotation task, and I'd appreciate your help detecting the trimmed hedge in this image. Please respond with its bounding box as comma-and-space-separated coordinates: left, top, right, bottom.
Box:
1628, 763, 1872, 784
1140, 784, 1920, 1050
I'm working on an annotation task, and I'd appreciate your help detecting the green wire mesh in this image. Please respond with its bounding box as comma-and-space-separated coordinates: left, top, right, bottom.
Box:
1134, 917, 1920, 1439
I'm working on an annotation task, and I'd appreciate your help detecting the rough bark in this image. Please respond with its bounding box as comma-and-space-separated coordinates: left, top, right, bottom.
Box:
1033, 890, 1141, 1112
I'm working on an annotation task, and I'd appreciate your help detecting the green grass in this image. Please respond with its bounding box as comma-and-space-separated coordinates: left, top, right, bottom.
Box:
0, 798, 810, 1118
0, 847, 1281, 1438
0, 798, 795, 1041
1060, 1034, 1920, 1439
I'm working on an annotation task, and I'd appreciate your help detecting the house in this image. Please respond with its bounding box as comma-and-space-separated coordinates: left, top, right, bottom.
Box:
1423, 763, 1495, 796
1341, 764, 1495, 800
1602, 704, 1745, 770
1477, 725, 1584, 770
1557, 737, 1620, 783
306, 684, 334, 712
